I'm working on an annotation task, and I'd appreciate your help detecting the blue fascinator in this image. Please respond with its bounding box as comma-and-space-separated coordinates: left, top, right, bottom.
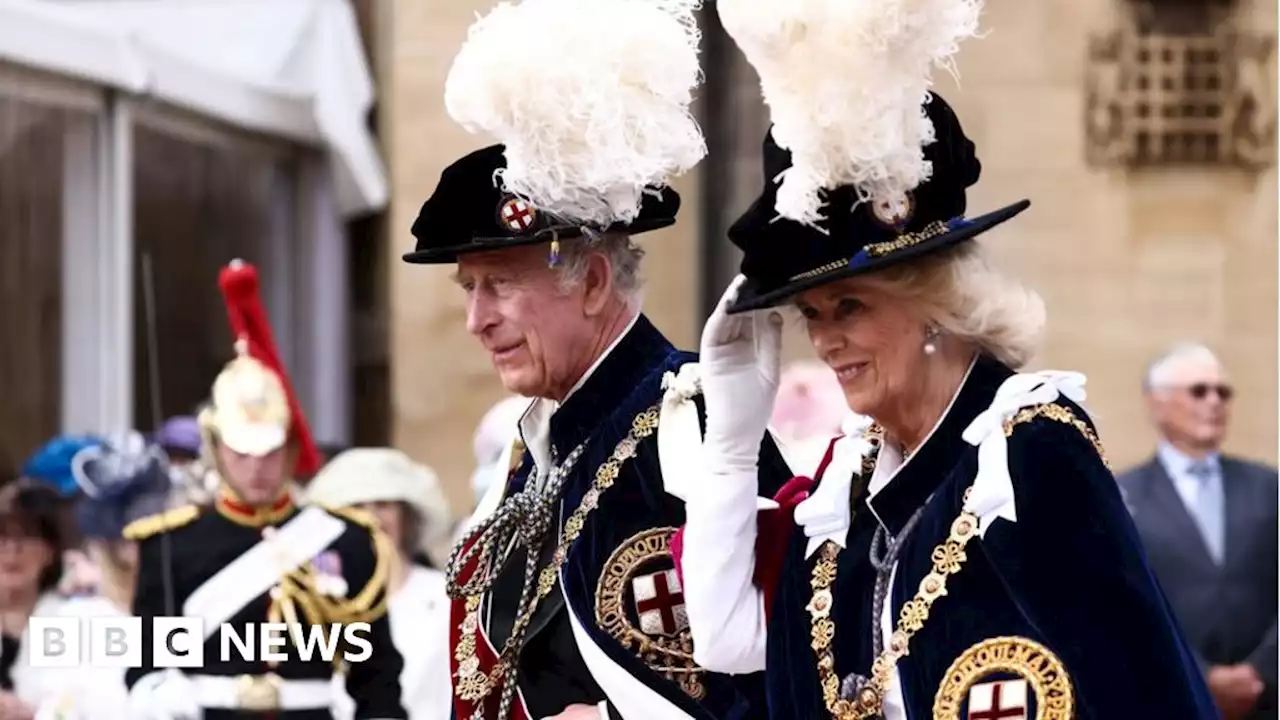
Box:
71, 432, 175, 540
22, 435, 106, 497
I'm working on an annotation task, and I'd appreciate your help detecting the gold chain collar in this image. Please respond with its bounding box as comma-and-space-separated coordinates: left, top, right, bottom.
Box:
808, 422, 981, 719
808, 403, 1107, 719
453, 405, 661, 708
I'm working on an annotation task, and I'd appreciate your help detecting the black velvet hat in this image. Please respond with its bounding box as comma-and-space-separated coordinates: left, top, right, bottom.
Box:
403, 144, 682, 265
726, 93, 1029, 314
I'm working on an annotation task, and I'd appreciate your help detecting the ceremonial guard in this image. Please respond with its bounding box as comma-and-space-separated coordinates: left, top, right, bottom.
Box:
123, 261, 407, 720
676, 1, 1218, 719
403, 1, 792, 718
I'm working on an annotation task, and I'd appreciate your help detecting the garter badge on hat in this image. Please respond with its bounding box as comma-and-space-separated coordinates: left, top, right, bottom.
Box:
717, 0, 1030, 314
402, 0, 706, 266
497, 196, 538, 234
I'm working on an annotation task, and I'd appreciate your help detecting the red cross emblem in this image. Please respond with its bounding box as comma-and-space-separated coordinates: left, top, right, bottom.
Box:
967, 679, 1028, 720
498, 197, 537, 232
632, 569, 688, 637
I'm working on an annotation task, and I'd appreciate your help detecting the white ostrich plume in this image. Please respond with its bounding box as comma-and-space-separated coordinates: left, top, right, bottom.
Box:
445, 0, 706, 229
718, 0, 983, 227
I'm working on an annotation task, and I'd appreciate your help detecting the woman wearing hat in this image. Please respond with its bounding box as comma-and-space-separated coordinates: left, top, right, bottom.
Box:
70, 432, 181, 617
676, 2, 1218, 719
20, 435, 105, 598
305, 448, 453, 720
0, 478, 75, 720
10, 432, 180, 719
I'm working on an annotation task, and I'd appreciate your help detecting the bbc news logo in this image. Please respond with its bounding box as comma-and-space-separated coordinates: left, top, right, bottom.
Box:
28, 617, 373, 668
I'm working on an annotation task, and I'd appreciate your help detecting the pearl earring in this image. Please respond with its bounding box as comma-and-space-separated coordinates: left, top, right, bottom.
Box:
923, 326, 940, 355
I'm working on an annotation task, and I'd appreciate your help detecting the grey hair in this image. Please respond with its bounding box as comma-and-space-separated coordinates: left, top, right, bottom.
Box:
1144, 343, 1221, 392
553, 231, 645, 304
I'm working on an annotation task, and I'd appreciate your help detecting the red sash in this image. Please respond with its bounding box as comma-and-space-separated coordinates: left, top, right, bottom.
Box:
449, 535, 532, 720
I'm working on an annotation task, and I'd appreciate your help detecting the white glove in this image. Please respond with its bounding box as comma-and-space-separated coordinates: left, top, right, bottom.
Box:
131, 670, 202, 720
699, 275, 784, 473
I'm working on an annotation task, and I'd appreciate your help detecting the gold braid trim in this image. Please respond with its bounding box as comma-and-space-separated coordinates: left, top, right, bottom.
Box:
317, 524, 394, 625
269, 514, 394, 630
1002, 402, 1111, 471
453, 405, 661, 705
122, 505, 200, 540
325, 505, 379, 531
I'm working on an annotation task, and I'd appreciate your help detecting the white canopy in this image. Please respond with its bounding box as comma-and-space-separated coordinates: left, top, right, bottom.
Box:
0, 0, 386, 217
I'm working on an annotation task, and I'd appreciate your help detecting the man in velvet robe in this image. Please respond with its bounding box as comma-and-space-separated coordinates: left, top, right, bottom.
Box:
404, 143, 794, 720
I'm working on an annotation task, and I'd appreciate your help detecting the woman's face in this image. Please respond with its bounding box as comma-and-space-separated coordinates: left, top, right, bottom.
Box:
0, 523, 53, 598
357, 501, 407, 552
794, 277, 928, 417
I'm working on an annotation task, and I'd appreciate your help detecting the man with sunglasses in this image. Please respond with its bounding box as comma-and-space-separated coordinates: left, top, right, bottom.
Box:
1120, 343, 1277, 720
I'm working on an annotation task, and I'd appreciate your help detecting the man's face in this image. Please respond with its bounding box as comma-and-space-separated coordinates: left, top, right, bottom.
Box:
1149, 356, 1233, 451
215, 442, 289, 506
455, 244, 597, 399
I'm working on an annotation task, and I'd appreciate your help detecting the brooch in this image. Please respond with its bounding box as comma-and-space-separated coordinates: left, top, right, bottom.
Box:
311, 550, 348, 597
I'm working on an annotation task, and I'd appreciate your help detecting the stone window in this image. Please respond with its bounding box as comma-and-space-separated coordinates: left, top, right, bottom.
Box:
1086, 2, 1274, 167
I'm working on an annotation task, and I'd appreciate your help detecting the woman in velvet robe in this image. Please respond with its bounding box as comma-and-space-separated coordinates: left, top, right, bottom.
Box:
674, 34, 1219, 719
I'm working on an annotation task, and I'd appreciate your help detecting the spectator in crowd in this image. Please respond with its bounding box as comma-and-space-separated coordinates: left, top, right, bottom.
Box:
770, 360, 862, 473
21, 435, 102, 597
155, 416, 201, 466
12, 432, 178, 720
21, 435, 103, 499
156, 415, 217, 503
0, 479, 73, 720
467, 394, 529, 511
71, 432, 177, 614
306, 448, 452, 720
1119, 343, 1277, 720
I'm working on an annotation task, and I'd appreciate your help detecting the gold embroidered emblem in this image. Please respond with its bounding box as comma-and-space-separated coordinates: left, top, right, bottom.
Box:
932, 636, 1074, 720
596, 528, 704, 701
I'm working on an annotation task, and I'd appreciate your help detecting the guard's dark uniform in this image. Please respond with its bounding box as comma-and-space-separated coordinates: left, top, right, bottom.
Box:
122, 259, 407, 720
123, 489, 407, 720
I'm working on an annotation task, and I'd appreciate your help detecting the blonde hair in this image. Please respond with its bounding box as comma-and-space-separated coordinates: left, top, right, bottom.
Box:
858, 242, 1046, 369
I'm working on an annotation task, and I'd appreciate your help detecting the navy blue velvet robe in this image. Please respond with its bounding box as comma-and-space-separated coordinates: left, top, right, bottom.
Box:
485, 315, 787, 719
765, 355, 1218, 719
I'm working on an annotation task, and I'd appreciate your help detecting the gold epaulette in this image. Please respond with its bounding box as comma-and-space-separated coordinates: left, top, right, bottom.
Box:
323, 504, 378, 530
122, 505, 200, 541
1002, 402, 1112, 471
